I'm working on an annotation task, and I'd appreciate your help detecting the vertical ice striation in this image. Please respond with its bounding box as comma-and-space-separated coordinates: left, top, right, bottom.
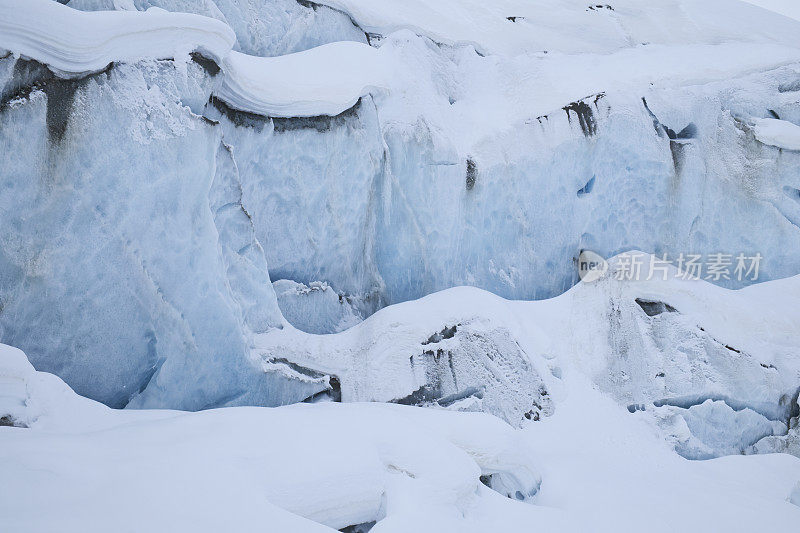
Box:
0, 54, 326, 409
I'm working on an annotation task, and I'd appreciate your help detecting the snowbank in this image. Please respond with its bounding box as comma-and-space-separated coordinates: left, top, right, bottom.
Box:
254, 252, 800, 430
754, 117, 800, 150
0, 344, 542, 532
3, 342, 799, 531
216, 42, 388, 117
0, 0, 235, 78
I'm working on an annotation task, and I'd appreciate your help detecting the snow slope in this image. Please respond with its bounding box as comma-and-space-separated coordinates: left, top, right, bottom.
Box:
3, 336, 800, 532
313, 0, 800, 55
741, 0, 800, 21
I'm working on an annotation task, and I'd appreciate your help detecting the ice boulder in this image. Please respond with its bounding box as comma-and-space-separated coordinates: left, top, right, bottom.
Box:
643, 400, 787, 460
273, 280, 362, 334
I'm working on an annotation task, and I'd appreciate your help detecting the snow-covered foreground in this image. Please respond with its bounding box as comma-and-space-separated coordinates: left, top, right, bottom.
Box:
2, 338, 800, 532
2, 0, 800, 410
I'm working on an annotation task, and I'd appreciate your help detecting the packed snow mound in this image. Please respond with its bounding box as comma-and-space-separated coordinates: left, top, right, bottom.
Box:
216, 43, 388, 117
0, 0, 235, 78
754, 117, 800, 150
256, 290, 555, 426
3, 343, 800, 531
253, 252, 800, 432
0, 344, 544, 532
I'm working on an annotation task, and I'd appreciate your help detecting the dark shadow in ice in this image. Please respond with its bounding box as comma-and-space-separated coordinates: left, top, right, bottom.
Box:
635, 298, 678, 316
577, 176, 596, 197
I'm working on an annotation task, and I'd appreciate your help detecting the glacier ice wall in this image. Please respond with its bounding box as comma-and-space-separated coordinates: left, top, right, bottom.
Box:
1, 0, 799, 413
0, 54, 327, 409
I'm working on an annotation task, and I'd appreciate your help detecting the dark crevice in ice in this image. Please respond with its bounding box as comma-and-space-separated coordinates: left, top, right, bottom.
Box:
190, 52, 220, 77
641, 97, 697, 140
295, 0, 320, 10
393, 385, 442, 405
339, 521, 375, 533
587, 4, 614, 11
423, 325, 458, 345
0, 415, 27, 428
577, 176, 596, 197
783, 186, 800, 204
365, 32, 383, 46
436, 386, 485, 407
0, 58, 114, 145
641, 98, 697, 173
563, 100, 598, 137
635, 298, 678, 316
264, 357, 342, 402
768, 109, 781, 120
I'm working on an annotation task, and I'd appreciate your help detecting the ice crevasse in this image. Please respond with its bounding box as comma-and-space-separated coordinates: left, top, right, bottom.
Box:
0, 0, 799, 420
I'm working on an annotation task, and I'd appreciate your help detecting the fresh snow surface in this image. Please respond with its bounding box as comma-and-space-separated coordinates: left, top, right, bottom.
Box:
741, 0, 800, 21
754, 117, 800, 150
0, 0, 235, 77
2, 339, 800, 532
216, 43, 388, 117
314, 0, 800, 55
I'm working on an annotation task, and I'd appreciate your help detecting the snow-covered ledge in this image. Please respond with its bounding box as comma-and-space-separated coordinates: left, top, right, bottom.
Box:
215, 43, 388, 118
0, 0, 235, 78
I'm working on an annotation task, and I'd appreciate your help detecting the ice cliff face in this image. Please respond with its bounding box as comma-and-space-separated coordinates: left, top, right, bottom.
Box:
0, 0, 799, 420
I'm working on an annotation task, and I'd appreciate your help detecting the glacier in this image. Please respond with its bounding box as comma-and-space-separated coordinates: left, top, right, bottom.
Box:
1, 0, 799, 413
1, 0, 800, 529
